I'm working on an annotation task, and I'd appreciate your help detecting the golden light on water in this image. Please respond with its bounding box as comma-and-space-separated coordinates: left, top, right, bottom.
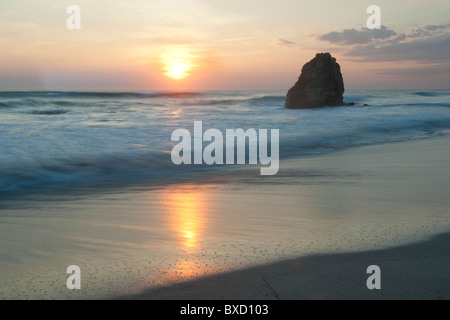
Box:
150, 185, 215, 285
162, 185, 209, 249
175, 193, 200, 248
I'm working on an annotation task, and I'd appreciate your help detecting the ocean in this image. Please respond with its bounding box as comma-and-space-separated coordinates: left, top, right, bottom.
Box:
2, 90, 450, 299
1, 90, 450, 194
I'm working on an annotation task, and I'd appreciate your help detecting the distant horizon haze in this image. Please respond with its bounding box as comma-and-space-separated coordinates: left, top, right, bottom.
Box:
1, 0, 449, 90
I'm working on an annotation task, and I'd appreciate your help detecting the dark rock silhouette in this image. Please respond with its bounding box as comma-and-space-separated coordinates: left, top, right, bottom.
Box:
285, 53, 345, 109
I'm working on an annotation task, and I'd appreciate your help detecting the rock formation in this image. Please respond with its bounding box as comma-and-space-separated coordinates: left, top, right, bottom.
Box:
285, 52, 345, 109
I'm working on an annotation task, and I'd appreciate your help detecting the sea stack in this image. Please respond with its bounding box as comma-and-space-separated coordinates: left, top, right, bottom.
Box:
285, 52, 344, 109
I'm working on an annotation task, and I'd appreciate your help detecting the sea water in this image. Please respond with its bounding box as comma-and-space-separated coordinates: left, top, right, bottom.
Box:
1, 90, 450, 193
1, 90, 450, 299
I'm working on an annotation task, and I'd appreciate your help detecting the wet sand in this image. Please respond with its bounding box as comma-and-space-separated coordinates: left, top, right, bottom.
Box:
1, 134, 450, 299
123, 231, 450, 300
124, 134, 450, 300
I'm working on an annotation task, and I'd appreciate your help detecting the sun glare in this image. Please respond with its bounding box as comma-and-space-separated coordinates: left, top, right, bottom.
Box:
166, 64, 192, 79
162, 48, 196, 80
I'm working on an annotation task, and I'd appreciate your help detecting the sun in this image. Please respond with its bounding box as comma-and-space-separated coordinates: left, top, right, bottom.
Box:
161, 48, 196, 80
166, 63, 192, 79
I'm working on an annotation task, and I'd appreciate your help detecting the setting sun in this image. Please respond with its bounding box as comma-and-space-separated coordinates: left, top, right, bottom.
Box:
166, 64, 192, 79
162, 48, 196, 80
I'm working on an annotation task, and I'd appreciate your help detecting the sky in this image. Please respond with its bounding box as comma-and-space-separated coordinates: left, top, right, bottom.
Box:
1, 0, 450, 90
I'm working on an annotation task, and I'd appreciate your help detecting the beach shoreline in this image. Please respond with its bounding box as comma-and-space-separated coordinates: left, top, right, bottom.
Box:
3, 0, 450, 303
1, 133, 450, 300
120, 134, 450, 300
119, 230, 450, 300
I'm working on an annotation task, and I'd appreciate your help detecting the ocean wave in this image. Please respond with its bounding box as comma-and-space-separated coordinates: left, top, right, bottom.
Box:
0, 91, 204, 99
1, 99, 115, 109
247, 95, 286, 106
0, 102, 12, 108
65, 91, 204, 99
182, 99, 237, 106
0, 99, 45, 108
3, 113, 450, 194
0, 92, 286, 109
366, 103, 450, 109
31, 110, 69, 115
412, 91, 450, 97
179, 95, 286, 107
2, 90, 450, 194
0, 151, 201, 193
50, 100, 81, 107
248, 95, 285, 102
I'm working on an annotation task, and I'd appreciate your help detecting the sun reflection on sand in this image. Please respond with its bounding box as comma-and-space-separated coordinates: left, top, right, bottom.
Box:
164, 259, 204, 283
156, 185, 215, 283
162, 185, 211, 250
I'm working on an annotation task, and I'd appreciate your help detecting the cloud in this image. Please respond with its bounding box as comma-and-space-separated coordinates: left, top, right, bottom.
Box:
407, 23, 450, 38
375, 64, 450, 76
347, 34, 450, 63
423, 23, 450, 31
318, 23, 450, 63
318, 26, 397, 45
276, 38, 296, 47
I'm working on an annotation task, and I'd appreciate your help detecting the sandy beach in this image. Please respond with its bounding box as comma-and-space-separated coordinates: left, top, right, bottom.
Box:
121, 134, 450, 300
3, 0, 450, 303
1, 134, 450, 300
123, 231, 450, 300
